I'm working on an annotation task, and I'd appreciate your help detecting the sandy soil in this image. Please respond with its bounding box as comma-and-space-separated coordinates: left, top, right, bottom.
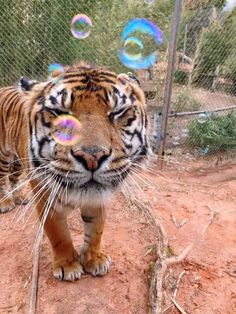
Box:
0, 158, 236, 314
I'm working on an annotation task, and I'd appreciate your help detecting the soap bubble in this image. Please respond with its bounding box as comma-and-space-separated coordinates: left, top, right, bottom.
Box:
119, 18, 163, 70
197, 113, 207, 124
71, 14, 92, 39
181, 128, 189, 138
123, 37, 144, 60
172, 136, 180, 146
48, 63, 64, 77
51, 115, 81, 146
144, 0, 155, 4
200, 147, 209, 155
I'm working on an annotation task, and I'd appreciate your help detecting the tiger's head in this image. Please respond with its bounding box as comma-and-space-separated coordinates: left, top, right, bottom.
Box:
24, 63, 149, 207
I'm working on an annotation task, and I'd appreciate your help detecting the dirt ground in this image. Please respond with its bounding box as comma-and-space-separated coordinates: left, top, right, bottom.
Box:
0, 156, 236, 314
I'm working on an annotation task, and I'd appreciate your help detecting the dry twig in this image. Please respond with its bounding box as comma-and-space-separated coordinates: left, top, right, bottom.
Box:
173, 271, 187, 300
29, 227, 43, 314
128, 194, 217, 314
171, 215, 188, 229
171, 298, 188, 314
225, 270, 236, 278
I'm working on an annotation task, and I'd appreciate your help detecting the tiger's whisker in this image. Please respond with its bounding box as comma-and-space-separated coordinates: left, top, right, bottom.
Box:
15, 173, 53, 226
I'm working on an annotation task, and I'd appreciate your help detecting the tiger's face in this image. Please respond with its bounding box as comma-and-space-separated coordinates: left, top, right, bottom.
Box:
28, 65, 148, 207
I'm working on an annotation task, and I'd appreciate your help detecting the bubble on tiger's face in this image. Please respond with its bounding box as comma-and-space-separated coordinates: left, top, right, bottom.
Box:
29, 65, 148, 207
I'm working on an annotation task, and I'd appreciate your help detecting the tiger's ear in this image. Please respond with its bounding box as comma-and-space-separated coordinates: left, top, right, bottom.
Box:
117, 73, 146, 107
117, 73, 130, 86
19, 76, 38, 92
127, 72, 141, 87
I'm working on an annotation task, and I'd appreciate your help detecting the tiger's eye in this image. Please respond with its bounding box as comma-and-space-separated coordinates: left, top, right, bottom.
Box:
51, 115, 81, 146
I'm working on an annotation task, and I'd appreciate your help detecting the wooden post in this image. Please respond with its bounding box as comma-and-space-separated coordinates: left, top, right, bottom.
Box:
158, 0, 183, 168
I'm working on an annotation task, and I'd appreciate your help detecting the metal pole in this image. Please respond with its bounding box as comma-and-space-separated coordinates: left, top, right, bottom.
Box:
158, 0, 183, 168
182, 23, 188, 64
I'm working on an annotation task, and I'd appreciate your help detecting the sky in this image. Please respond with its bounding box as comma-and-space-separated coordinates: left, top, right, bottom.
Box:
223, 0, 236, 11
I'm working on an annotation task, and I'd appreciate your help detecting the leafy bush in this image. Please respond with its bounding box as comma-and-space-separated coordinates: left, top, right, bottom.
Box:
174, 70, 188, 85
173, 89, 201, 112
187, 111, 236, 152
190, 7, 236, 92
224, 53, 236, 95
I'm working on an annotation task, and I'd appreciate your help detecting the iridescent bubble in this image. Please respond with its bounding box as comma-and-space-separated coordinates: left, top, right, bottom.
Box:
119, 18, 163, 70
200, 147, 209, 155
172, 136, 180, 146
124, 37, 144, 60
144, 0, 155, 4
197, 113, 207, 124
51, 115, 81, 146
71, 14, 92, 39
121, 18, 163, 45
48, 63, 64, 77
181, 128, 189, 138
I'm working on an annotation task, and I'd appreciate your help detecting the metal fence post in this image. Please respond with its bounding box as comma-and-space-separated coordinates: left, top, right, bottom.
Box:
158, 0, 183, 168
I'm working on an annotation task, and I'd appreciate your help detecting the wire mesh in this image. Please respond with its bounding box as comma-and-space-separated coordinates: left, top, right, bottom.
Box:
0, 0, 235, 157
168, 2, 236, 156
0, 0, 171, 84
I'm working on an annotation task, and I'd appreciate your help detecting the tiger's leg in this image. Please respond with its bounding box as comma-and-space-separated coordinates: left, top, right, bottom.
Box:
0, 157, 15, 213
9, 159, 28, 205
43, 210, 84, 281
80, 207, 112, 276
30, 180, 84, 281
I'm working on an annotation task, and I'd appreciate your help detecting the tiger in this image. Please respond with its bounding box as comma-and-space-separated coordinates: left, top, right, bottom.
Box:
0, 63, 149, 281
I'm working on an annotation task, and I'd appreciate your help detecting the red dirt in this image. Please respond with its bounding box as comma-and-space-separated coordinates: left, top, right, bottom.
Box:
1, 158, 236, 314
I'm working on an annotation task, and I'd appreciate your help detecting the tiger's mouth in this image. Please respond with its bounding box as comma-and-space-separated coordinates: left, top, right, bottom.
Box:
79, 178, 104, 191
52, 171, 121, 192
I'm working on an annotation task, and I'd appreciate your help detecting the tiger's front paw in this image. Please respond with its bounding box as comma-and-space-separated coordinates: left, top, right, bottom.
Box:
53, 258, 84, 282
80, 252, 112, 276
0, 196, 15, 213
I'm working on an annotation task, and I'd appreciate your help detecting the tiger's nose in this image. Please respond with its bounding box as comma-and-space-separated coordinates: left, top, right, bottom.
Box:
72, 146, 111, 171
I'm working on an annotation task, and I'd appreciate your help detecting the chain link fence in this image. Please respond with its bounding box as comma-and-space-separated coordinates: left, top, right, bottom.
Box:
0, 0, 235, 157
167, 3, 236, 156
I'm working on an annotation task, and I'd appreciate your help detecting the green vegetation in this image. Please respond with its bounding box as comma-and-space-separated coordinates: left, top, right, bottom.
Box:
174, 70, 189, 85
0, 0, 174, 86
166, 245, 174, 257
187, 111, 236, 152
188, 7, 236, 91
173, 89, 202, 112
191, 21, 232, 88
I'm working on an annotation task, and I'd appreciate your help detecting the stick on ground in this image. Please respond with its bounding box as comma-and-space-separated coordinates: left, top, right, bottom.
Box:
29, 227, 43, 314
127, 193, 217, 314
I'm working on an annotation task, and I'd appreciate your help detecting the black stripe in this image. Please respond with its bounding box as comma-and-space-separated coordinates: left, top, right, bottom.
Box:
97, 71, 117, 78
132, 129, 143, 145
124, 143, 132, 150
74, 86, 87, 91
32, 158, 41, 168
112, 156, 127, 163
92, 78, 115, 84
38, 136, 51, 158
97, 93, 108, 104
62, 73, 87, 80
125, 116, 136, 127
0, 159, 9, 166
40, 111, 52, 128
130, 92, 136, 104
49, 95, 57, 105
60, 267, 64, 280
